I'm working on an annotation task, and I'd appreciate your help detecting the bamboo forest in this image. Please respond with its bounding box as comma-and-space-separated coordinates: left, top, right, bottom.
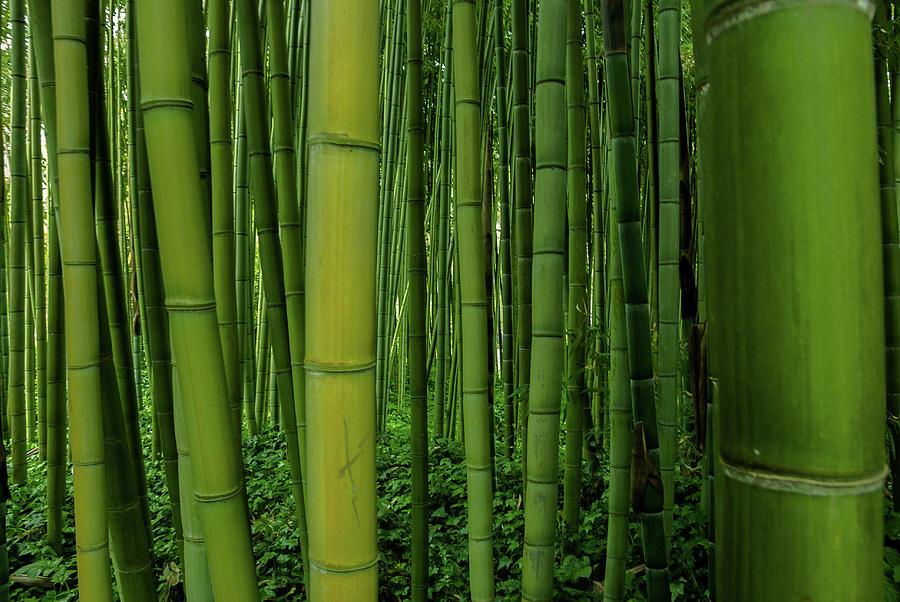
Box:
0, 0, 894, 600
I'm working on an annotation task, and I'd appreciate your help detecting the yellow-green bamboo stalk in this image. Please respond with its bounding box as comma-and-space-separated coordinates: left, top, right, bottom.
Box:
306, 1, 380, 597
451, 1, 496, 598
208, 0, 240, 441
136, 1, 259, 597
51, 0, 113, 596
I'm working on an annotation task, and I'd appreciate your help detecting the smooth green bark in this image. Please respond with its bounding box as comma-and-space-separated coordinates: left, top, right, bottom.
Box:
306, 1, 380, 597
52, 0, 113, 596
704, 2, 885, 599
137, 1, 259, 597
451, 1, 496, 598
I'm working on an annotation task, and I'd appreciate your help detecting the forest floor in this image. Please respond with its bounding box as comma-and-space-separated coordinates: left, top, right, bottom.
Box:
15, 368, 862, 600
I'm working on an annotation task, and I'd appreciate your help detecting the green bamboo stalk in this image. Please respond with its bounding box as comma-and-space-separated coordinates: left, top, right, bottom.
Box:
97, 275, 155, 601
133, 15, 184, 556
688, 3, 712, 573
254, 289, 268, 431
209, 0, 240, 441
25, 262, 35, 448
603, 149, 633, 602
45, 189, 64, 551
492, 0, 515, 460
562, 0, 587, 532
29, 52, 47, 462
656, 0, 680, 544
510, 0, 533, 457
406, 0, 429, 598
704, 0, 884, 598
234, 84, 255, 435
51, 0, 113, 596
521, 1, 566, 598
9, 0, 27, 485
305, 1, 380, 597
268, 347, 279, 429
172, 365, 214, 600
434, 3, 452, 440
600, 0, 669, 597
376, 0, 404, 427
264, 1, 310, 555
451, 1, 496, 597
584, 0, 605, 468
87, 0, 150, 539
236, 5, 309, 566
876, 0, 900, 509
643, 0, 660, 376
136, 1, 259, 597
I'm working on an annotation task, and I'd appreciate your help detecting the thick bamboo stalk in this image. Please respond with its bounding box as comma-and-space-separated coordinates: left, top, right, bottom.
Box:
51, 0, 113, 596
136, 1, 259, 597
522, 1, 566, 598
133, 24, 184, 556
704, 0, 885, 598
305, 1, 380, 597
451, 1, 496, 598
656, 0, 680, 544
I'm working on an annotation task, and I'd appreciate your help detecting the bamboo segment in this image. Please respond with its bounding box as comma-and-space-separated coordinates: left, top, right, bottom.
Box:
136, 1, 259, 598
704, 1, 885, 599
451, 1, 496, 598
306, 1, 380, 598
51, 0, 113, 597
